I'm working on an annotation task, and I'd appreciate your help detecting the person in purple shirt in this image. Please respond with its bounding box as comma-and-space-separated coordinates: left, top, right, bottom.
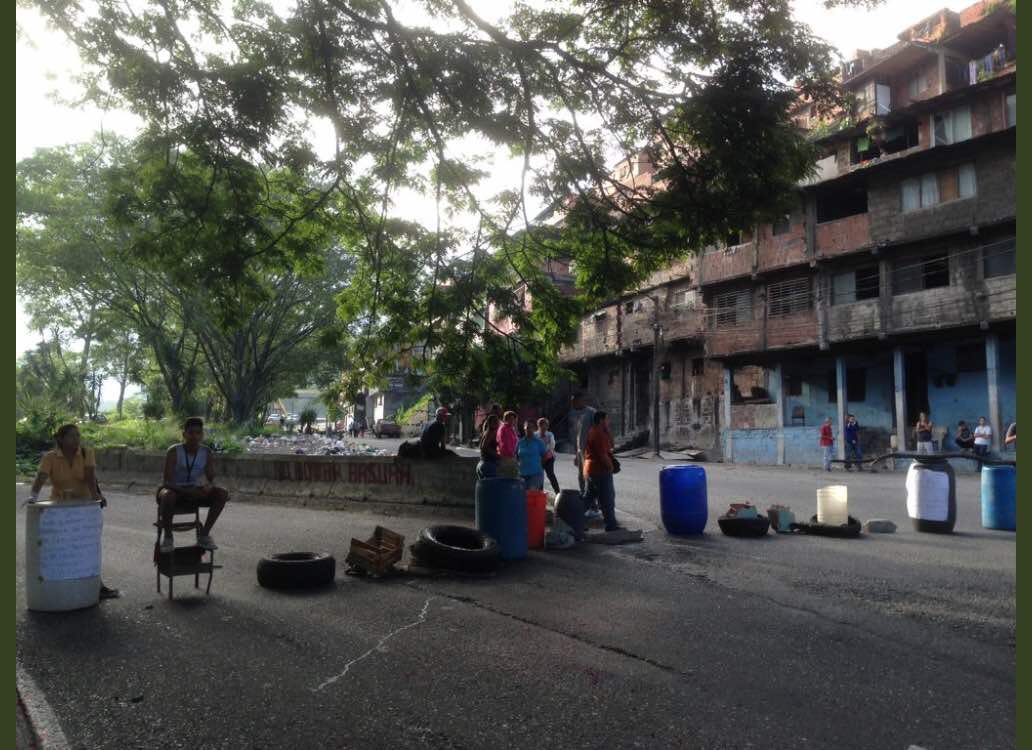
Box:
844, 414, 862, 472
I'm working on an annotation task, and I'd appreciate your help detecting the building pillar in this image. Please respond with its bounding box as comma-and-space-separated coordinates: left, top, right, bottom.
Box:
893, 347, 907, 452
774, 362, 785, 465
836, 356, 847, 461
723, 366, 734, 464
986, 333, 1002, 452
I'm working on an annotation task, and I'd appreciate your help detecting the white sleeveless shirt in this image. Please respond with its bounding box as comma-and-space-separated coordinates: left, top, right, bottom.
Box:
173, 444, 209, 486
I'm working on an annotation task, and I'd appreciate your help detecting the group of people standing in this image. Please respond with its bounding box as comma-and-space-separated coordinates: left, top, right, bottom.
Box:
475, 393, 622, 532
819, 411, 1016, 471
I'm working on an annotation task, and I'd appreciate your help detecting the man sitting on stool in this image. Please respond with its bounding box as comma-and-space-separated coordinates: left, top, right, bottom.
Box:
158, 417, 228, 553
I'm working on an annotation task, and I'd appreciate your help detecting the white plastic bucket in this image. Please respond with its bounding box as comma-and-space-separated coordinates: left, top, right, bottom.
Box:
25, 499, 103, 612
816, 485, 849, 526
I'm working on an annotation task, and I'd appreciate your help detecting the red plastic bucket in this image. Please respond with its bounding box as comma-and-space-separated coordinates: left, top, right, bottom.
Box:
526, 490, 547, 549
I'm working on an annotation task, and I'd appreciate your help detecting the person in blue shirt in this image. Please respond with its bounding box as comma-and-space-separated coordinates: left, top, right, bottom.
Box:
517, 420, 548, 490
844, 414, 862, 471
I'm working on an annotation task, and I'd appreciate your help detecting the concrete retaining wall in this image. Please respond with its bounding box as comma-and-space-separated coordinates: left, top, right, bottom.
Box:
95, 448, 477, 510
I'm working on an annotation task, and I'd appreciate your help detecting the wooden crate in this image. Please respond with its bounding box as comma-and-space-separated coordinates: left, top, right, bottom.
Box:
345, 526, 405, 576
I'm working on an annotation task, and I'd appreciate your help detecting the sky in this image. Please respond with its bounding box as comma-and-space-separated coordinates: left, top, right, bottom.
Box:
15, 0, 979, 401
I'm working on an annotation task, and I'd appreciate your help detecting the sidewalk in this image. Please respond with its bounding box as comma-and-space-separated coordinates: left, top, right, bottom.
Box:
16, 693, 38, 750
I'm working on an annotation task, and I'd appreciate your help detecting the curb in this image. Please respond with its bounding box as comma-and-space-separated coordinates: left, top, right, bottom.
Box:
15, 664, 70, 750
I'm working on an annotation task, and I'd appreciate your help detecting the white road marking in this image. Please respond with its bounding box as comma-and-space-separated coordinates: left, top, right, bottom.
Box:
313, 597, 434, 692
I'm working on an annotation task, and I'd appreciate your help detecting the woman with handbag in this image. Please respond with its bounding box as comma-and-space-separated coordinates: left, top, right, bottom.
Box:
28, 423, 120, 599
582, 411, 622, 532
536, 417, 561, 494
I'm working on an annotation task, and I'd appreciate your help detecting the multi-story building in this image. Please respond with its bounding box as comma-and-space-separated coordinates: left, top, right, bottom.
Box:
560, 1, 1016, 465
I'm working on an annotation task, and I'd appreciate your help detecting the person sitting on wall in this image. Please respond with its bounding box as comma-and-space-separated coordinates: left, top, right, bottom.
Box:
954, 421, 975, 451
157, 418, 229, 554
1005, 422, 1017, 448
418, 407, 455, 459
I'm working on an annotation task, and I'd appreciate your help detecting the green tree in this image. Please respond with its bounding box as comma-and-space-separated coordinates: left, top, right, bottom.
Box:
30, 0, 876, 400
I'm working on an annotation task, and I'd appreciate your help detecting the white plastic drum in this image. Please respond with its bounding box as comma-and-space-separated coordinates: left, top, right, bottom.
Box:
25, 500, 103, 611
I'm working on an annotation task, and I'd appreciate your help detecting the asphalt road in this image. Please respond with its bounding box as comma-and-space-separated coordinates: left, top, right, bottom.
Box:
15, 450, 1015, 750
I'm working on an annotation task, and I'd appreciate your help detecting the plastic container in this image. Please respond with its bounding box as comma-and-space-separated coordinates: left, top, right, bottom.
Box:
25, 499, 103, 612
554, 489, 586, 540
816, 485, 849, 526
659, 465, 708, 535
526, 490, 547, 549
905, 459, 956, 533
981, 465, 1016, 530
475, 478, 528, 560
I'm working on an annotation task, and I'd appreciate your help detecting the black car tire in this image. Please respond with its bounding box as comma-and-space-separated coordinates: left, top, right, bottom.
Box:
411, 525, 500, 573
257, 552, 336, 589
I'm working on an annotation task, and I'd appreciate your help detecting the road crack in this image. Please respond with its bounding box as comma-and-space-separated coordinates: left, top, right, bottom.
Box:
312, 597, 434, 692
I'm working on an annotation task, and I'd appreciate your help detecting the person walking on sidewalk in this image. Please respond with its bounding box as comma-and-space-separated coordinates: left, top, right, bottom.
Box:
537, 417, 561, 494
843, 414, 862, 471
973, 416, 993, 457
820, 417, 835, 471
915, 413, 934, 454
582, 411, 622, 532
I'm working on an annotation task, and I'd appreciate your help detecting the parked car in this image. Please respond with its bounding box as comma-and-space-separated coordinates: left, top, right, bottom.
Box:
372, 419, 401, 438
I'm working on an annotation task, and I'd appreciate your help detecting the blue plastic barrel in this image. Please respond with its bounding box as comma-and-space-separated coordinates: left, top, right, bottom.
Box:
660, 465, 708, 535
475, 478, 528, 560
981, 465, 1016, 531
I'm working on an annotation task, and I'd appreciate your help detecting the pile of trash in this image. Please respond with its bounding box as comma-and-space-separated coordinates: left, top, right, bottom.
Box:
245, 434, 389, 457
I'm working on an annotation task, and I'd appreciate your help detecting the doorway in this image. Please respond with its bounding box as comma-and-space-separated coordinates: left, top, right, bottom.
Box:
904, 351, 929, 448
634, 357, 651, 430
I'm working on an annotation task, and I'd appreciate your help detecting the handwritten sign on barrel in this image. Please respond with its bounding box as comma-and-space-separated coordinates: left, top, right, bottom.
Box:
37, 504, 103, 581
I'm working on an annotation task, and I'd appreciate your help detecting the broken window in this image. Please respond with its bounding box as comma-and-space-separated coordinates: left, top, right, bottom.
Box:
847, 368, 867, 402
713, 289, 752, 328
768, 277, 812, 317
786, 374, 802, 397
816, 182, 868, 223
983, 238, 1016, 278
893, 252, 950, 295
832, 265, 880, 305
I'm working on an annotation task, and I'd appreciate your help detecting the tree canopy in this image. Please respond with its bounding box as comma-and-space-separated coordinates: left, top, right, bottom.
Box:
27, 0, 873, 407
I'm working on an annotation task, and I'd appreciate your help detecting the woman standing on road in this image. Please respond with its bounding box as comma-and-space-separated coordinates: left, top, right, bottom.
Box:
537, 418, 561, 494
28, 424, 119, 599
582, 411, 622, 532
496, 411, 520, 478
477, 415, 500, 479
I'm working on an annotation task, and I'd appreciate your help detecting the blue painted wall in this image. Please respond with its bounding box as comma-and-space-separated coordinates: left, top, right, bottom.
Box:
783, 427, 824, 466
782, 357, 894, 431
726, 428, 778, 465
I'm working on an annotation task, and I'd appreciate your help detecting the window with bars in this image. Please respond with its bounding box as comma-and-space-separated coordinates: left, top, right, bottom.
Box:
893, 252, 951, 295
983, 238, 1016, 278
713, 290, 752, 328
767, 278, 812, 317
832, 265, 880, 305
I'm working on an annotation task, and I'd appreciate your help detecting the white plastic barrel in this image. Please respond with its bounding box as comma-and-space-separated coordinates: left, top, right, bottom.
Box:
816, 485, 849, 526
25, 499, 103, 612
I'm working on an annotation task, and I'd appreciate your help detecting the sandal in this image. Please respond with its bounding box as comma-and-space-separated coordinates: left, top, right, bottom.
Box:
99, 585, 121, 600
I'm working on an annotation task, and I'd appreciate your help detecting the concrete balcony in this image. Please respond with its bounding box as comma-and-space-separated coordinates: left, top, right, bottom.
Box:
700, 243, 754, 285
815, 213, 872, 259
767, 309, 819, 350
